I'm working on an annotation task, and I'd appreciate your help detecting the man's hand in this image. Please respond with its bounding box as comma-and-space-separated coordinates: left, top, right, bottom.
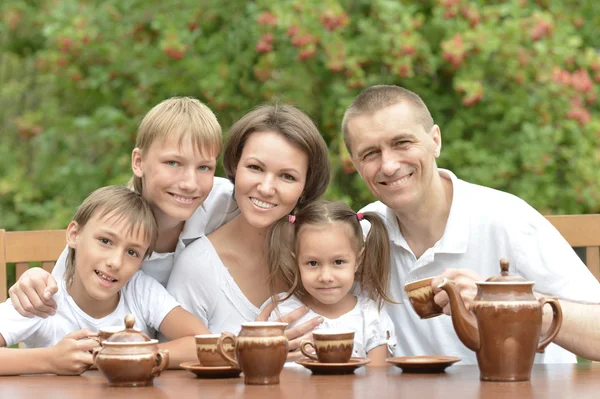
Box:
432, 268, 483, 315
8, 267, 58, 318
49, 329, 99, 375
256, 301, 323, 361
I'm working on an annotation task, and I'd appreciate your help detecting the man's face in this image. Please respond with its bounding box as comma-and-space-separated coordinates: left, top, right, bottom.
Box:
347, 102, 441, 213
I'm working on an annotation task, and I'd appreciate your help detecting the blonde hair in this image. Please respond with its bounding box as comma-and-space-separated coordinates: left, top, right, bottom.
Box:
268, 200, 394, 309
65, 186, 158, 286
128, 97, 222, 193
341, 85, 434, 156
223, 104, 330, 210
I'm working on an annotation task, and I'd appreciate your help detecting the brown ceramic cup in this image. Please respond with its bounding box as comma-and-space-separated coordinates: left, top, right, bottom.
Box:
195, 334, 236, 367
217, 322, 288, 385
404, 277, 444, 319
300, 329, 355, 363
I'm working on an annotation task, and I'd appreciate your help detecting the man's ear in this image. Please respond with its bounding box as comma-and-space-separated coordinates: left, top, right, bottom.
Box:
131, 148, 144, 178
430, 124, 442, 158
66, 221, 80, 249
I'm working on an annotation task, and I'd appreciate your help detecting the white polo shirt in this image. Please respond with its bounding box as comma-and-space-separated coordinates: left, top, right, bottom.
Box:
360, 169, 600, 364
52, 177, 238, 287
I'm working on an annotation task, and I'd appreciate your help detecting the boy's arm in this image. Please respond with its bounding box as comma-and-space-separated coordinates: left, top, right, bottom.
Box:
0, 330, 98, 375
157, 306, 211, 369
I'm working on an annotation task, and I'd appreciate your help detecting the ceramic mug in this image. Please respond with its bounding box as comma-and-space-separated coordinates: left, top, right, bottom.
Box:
404, 277, 444, 319
300, 329, 354, 363
195, 334, 236, 367
217, 322, 288, 385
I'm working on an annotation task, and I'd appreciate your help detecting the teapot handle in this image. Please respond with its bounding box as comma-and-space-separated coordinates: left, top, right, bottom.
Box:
536, 297, 563, 353
151, 349, 170, 377
217, 332, 239, 369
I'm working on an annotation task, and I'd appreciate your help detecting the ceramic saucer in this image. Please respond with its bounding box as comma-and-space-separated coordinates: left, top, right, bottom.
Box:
386, 356, 461, 373
296, 357, 371, 374
180, 362, 242, 378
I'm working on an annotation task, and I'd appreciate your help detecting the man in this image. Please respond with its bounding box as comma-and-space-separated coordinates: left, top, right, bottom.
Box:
342, 85, 600, 363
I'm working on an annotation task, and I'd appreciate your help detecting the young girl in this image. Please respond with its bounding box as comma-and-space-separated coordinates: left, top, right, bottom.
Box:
0, 186, 209, 375
267, 200, 397, 366
10, 97, 236, 314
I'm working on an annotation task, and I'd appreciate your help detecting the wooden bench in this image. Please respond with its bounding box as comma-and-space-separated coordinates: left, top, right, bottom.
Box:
546, 214, 600, 282
0, 229, 66, 301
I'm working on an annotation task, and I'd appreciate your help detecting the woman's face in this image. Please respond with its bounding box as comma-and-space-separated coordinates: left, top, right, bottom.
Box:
234, 130, 309, 230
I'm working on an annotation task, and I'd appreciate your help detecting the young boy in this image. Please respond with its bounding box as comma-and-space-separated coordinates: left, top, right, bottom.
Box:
0, 186, 209, 375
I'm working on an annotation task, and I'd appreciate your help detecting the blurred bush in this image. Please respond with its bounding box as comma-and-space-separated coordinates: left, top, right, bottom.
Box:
1, 0, 600, 231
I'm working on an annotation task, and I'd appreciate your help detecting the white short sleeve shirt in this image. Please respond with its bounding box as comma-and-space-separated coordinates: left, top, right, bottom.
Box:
0, 271, 179, 347
268, 294, 397, 358
166, 236, 269, 334
360, 169, 600, 364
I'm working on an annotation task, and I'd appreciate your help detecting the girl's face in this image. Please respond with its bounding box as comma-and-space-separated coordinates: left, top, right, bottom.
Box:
67, 211, 150, 314
297, 222, 359, 311
234, 131, 308, 230
132, 134, 218, 228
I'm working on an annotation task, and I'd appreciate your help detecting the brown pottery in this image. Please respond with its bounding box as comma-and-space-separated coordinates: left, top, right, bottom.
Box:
93, 314, 169, 387
217, 322, 288, 385
438, 259, 562, 382
404, 277, 444, 319
300, 329, 354, 363
195, 334, 236, 367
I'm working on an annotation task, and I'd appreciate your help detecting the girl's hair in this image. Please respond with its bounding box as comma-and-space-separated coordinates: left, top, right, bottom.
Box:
267, 200, 394, 308
128, 97, 222, 194
222, 104, 330, 210
65, 186, 158, 286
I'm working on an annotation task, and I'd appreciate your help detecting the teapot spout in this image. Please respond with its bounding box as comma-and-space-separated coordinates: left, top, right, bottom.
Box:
438, 278, 480, 352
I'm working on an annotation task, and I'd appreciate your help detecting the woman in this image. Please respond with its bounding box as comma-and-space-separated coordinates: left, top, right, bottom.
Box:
166, 104, 331, 356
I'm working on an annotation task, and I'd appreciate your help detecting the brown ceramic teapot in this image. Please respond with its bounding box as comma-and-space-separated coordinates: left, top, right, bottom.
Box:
93, 314, 169, 387
438, 259, 562, 382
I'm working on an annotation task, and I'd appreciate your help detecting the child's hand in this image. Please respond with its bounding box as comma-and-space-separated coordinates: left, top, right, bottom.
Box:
49, 329, 99, 375
8, 268, 58, 318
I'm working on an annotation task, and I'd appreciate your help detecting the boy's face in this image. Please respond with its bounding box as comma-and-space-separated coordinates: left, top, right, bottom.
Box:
132, 134, 218, 227
67, 211, 150, 308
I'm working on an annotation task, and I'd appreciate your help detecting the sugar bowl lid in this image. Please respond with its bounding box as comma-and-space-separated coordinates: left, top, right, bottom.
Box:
106, 314, 151, 342
485, 258, 528, 282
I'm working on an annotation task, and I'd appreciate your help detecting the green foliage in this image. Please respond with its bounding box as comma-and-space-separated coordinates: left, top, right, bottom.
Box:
1, 0, 600, 231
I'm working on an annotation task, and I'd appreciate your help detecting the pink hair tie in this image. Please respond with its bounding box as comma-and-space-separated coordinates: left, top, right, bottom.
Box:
288, 215, 296, 224
356, 212, 364, 221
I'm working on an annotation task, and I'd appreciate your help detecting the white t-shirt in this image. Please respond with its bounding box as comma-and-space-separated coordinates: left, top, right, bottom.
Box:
166, 236, 270, 335
360, 169, 600, 364
268, 294, 397, 358
51, 177, 238, 287
0, 271, 179, 347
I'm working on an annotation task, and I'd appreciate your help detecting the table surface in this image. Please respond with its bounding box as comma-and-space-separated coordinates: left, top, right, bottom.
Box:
1, 363, 599, 399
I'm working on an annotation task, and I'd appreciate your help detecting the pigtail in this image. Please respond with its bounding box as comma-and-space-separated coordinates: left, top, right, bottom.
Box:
357, 212, 396, 308
266, 216, 299, 308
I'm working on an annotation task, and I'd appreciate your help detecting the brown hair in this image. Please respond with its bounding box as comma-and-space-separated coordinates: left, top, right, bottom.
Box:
65, 186, 158, 286
341, 85, 434, 155
128, 97, 222, 193
267, 200, 394, 309
223, 104, 330, 209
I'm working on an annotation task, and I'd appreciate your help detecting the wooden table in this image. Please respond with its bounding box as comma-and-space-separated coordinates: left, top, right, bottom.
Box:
1, 363, 599, 399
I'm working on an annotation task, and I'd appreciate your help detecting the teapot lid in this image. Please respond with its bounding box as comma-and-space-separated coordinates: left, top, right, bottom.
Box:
105, 314, 151, 343
485, 258, 528, 282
